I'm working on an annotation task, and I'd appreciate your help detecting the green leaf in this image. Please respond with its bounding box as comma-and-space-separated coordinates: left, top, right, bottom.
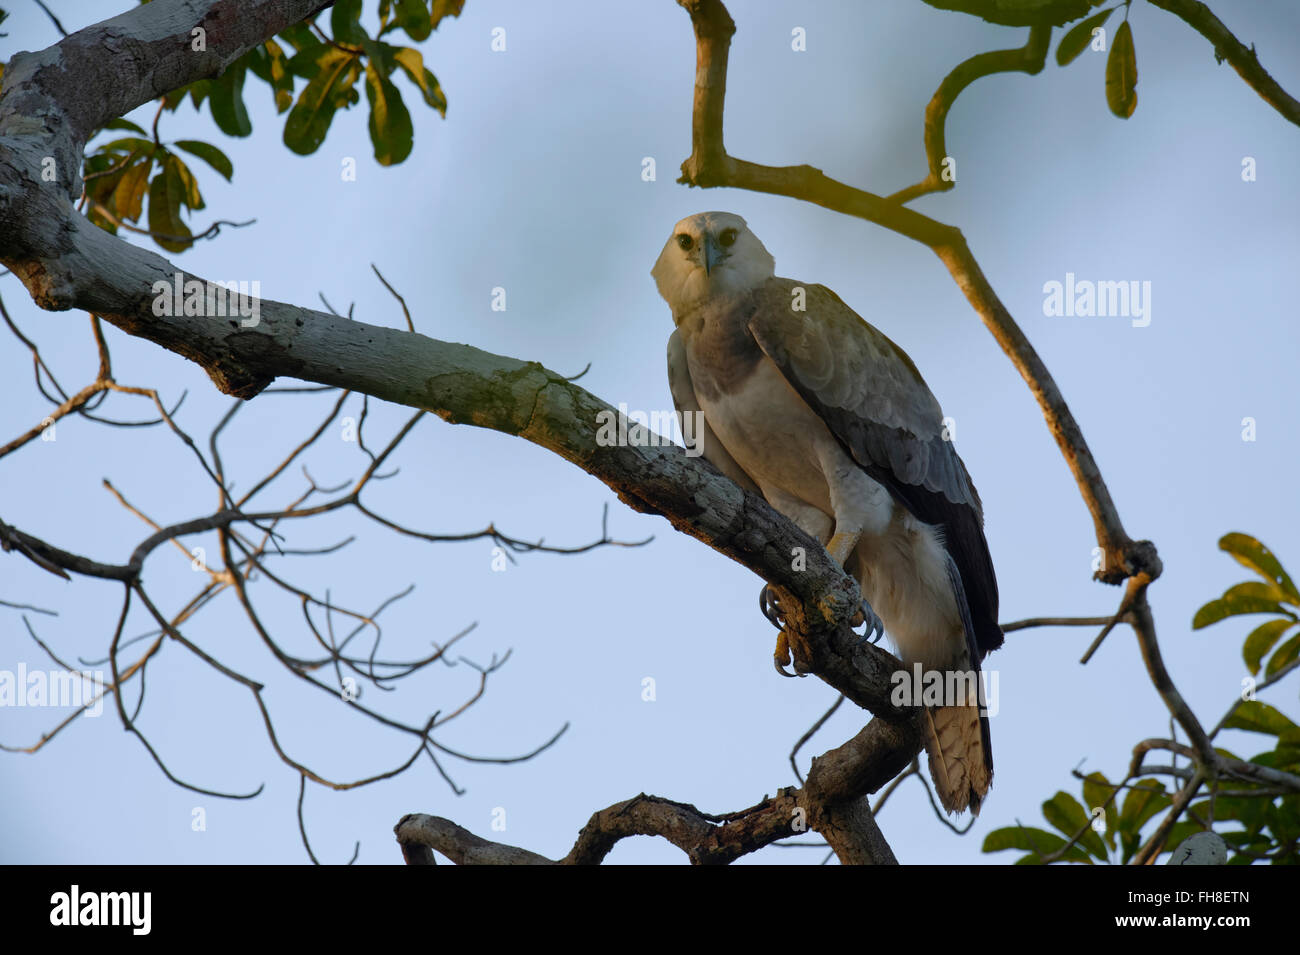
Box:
1081, 772, 1118, 849
283, 47, 363, 156
1243, 619, 1295, 674
161, 79, 212, 112
1042, 790, 1108, 860
266, 40, 295, 113
247, 40, 296, 114
392, 47, 447, 115
1212, 791, 1272, 833
96, 137, 155, 156
1220, 534, 1300, 603
167, 154, 204, 211
1250, 745, 1300, 774
1119, 778, 1169, 835
1225, 580, 1291, 602
112, 159, 152, 222
331, 0, 366, 45
173, 140, 234, 181
101, 118, 148, 136
147, 161, 192, 253
395, 0, 432, 41
1222, 700, 1297, 737
982, 826, 1092, 864
1105, 19, 1137, 119
278, 22, 321, 55
1265, 632, 1300, 678
1193, 591, 1291, 630
430, 0, 465, 29
364, 60, 413, 165
1056, 7, 1113, 67
209, 61, 253, 137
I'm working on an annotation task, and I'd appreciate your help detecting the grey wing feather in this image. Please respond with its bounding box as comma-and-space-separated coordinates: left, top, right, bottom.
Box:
667, 328, 762, 495
746, 279, 1002, 657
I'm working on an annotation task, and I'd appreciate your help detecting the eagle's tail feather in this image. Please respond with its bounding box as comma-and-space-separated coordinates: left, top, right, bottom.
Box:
923, 703, 992, 815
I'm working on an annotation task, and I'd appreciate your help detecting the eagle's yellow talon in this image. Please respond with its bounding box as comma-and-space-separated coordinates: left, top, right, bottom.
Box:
773, 631, 798, 677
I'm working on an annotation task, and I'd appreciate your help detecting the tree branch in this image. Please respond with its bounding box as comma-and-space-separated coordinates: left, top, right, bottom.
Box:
888, 24, 1051, 204
1147, 0, 1300, 128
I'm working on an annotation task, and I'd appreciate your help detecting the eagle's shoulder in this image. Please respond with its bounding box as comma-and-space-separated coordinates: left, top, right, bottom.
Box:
746, 276, 944, 437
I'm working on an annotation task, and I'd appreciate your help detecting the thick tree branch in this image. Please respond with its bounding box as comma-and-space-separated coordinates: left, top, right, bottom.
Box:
395, 721, 914, 866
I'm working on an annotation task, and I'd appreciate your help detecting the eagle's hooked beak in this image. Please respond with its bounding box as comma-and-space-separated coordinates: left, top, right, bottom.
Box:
703, 232, 724, 275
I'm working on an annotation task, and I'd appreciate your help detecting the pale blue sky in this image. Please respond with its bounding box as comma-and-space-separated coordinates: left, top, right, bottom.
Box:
2, 0, 1298, 864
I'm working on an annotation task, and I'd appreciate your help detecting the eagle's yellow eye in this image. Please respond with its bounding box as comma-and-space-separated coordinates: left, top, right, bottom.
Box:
676, 234, 694, 251
719, 228, 738, 247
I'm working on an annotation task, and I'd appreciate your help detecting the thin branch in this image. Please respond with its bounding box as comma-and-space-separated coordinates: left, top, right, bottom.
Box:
1001, 614, 1115, 633
370, 264, 414, 332
888, 25, 1050, 204
1147, 0, 1300, 127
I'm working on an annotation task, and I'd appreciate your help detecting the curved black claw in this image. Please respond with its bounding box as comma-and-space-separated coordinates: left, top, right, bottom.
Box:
759, 584, 785, 631
854, 599, 885, 645
773, 656, 800, 678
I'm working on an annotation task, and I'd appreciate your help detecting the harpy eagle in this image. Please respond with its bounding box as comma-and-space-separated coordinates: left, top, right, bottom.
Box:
652, 211, 1002, 814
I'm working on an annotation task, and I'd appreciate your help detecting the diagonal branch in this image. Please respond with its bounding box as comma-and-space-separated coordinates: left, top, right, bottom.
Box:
1146, 0, 1300, 127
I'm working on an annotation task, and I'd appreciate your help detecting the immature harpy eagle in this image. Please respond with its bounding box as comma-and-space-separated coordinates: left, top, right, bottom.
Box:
653, 211, 1002, 814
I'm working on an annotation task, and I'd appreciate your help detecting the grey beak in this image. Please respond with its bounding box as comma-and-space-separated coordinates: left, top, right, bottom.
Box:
703, 233, 723, 275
